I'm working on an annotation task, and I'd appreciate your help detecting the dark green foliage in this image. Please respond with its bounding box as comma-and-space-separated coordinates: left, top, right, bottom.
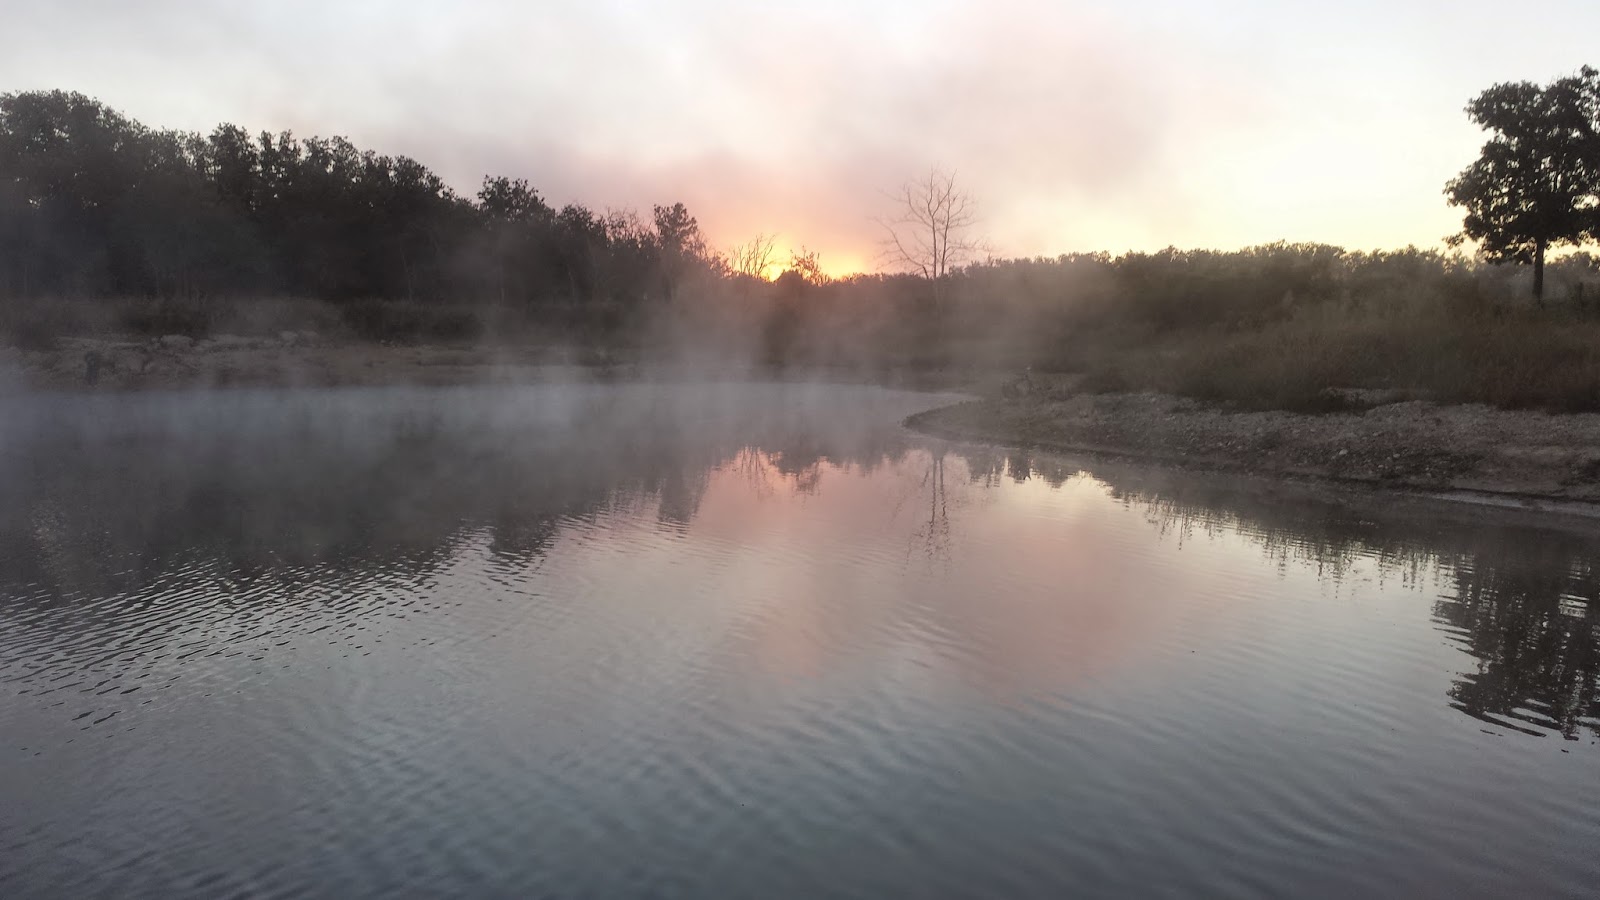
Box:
8, 90, 1600, 411
0, 90, 712, 340
1446, 67, 1600, 300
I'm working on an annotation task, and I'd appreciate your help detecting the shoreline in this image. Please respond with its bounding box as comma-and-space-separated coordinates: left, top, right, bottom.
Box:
0, 334, 611, 393
0, 335, 972, 394
0, 335, 988, 398
12, 334, 1600, 517
903, 392, 1600, 517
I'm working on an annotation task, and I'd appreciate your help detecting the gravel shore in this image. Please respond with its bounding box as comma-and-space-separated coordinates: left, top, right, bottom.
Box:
906, 391, 1600, 507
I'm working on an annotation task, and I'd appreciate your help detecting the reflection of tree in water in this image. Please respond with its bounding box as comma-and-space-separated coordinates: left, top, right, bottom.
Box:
6, 386, 1597, 739
910, 449, 951, 564
1127, 491, 1437, 585
767, 445, 827, 496
730, 446, 779, 500
955, 446, 1078, 491
899, 444, 1600, 739
881, 446, 968, 565
1436, 548, 1599, 739
1093, 465, 1439, 585
943, 444, 1600, 739
725, 434, 886, 505
0, 385, 926, 605
656, 465, 712, 528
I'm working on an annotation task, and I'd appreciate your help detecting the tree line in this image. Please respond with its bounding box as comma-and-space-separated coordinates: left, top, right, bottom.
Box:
0, 89, 732, 338
6, 81, 1600, 410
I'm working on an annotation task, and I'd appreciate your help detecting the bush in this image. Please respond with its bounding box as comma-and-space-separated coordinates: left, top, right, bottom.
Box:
1070, 308, 1600, 413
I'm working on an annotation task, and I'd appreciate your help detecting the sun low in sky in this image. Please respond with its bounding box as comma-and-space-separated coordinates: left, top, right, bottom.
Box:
8, 0, 1599, 274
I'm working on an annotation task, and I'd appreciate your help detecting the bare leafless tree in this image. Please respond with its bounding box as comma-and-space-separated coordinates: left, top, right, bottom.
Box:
726, 232, 780, 280
876, 166, 979, 308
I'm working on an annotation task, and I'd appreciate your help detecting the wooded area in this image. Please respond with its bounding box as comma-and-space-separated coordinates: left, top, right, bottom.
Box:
6, 87, 1600, 410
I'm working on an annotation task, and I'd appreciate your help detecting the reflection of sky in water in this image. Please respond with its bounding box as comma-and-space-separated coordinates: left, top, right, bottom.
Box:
1, 383, 1596, 897
629, 445, 1549, 724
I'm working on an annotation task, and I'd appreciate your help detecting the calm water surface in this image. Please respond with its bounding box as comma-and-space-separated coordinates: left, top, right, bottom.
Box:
1, 382, 1597, 898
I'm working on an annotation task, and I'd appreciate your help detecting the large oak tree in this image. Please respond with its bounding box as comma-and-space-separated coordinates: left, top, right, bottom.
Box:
1446, 67, 1600, 301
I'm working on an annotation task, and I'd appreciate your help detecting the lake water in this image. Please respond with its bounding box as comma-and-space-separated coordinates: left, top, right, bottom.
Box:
1, 382, 1597, 899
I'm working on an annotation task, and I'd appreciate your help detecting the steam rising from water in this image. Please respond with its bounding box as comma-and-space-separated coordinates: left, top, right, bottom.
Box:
2, 382, 1597, 897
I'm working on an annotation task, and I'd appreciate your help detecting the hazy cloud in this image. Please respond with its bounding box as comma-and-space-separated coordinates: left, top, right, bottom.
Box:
6, 0, 1600, 268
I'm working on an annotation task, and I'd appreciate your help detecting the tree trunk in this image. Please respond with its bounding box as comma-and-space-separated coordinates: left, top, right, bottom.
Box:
1534, 239, 1546, 305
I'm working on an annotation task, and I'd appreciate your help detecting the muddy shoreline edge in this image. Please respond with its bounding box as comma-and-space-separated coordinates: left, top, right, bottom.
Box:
903, 394, 1600, 519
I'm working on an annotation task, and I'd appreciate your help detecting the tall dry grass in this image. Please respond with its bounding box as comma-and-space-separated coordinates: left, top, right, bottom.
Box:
6, 242, 1600, 412
954, 245, 1600, 412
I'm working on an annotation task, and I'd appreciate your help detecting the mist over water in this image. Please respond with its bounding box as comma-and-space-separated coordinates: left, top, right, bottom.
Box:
1, 381, 1597, 898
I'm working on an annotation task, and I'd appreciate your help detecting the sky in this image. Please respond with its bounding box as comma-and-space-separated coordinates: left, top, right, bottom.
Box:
6, 0, 1599, 276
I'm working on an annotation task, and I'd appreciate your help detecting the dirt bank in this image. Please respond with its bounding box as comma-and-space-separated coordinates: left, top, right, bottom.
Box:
906, 390, 1600, 507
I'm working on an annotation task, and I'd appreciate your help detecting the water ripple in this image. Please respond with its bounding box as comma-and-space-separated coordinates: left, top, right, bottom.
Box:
2, 384, 1598, 898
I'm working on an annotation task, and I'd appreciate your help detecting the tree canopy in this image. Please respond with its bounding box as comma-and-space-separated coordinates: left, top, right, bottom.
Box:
1446, 66, 1600, 300
0, 89, 713, 324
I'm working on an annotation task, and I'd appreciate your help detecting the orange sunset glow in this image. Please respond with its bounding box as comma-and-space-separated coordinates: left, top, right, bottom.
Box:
10, 3, 1600, 896
10, 0, 1600, 272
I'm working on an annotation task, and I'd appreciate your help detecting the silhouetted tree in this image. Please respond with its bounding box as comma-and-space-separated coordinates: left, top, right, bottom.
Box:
1446, 67, 1600, 302
12, 87, 1600, 409
477, 176, 553, 303
877, 166, 979, 310
552, 203, 608, 304
652, 202, 707, 301
0, 90, 727, 338
785, 246, 827, 285
726, 232, 779, 280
